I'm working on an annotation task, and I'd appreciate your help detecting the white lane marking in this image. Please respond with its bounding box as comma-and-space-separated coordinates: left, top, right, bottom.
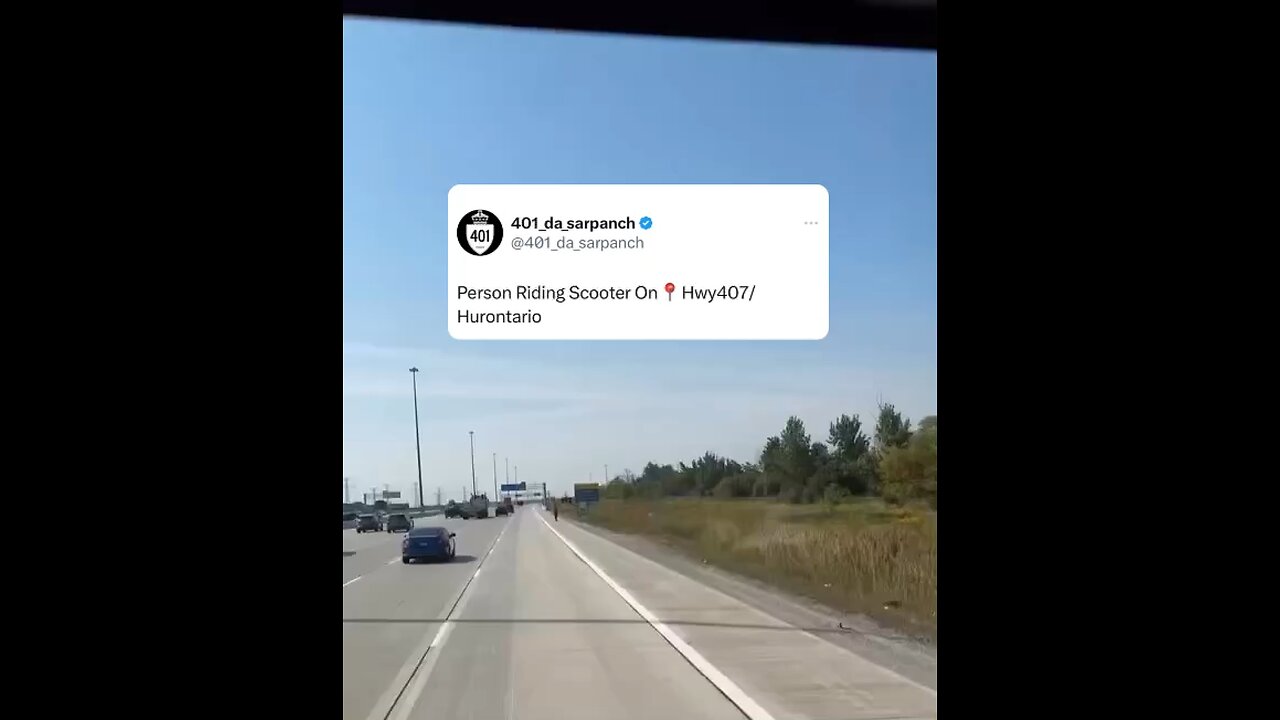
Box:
387, 613, 461, 720
363, 520, 511, 720
343, 576, 363, 588
535, 512, 778, 720
561, 519, 938, 698
387, 558, 399, 565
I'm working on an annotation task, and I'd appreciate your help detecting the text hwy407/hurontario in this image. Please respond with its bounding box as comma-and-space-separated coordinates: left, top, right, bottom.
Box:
447, 184, 828, 340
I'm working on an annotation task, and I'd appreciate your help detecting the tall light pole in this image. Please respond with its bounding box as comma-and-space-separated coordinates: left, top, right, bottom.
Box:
492, 453, 498, 500
469, 431, 477, 497
409, 367, 424, 510
605, 464, 609, 483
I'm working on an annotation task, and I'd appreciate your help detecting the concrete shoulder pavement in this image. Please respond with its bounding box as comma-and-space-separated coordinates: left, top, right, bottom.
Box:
541, 509, 939, 720
343, 509, 937, 720
401, 509, 746, 720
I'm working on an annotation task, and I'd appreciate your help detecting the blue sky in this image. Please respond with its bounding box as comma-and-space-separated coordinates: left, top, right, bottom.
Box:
343, 19, 936, 504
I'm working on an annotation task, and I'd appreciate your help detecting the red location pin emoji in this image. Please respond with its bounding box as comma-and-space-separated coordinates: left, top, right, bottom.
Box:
665, 282, 675, 301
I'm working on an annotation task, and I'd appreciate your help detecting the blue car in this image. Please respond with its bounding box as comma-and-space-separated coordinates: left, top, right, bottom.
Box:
401, 526, 456, 563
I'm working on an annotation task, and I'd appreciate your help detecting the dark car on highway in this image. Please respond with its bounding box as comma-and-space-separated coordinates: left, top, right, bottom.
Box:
356, 514, 383, 533
386, 514, 413, 533
462, 493, 489, 519
401, 526, 456, 563
444, 501, 461, 518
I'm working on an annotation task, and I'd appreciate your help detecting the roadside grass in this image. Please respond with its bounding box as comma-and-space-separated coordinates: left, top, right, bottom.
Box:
568, 497, 936, 639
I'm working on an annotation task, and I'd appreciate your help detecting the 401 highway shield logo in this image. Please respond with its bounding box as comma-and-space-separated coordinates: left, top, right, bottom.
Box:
457, 209, 503, 256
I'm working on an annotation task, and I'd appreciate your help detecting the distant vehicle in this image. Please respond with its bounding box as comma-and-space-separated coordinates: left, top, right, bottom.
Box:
497, 497, 514, 515
444, 501, 462, 518
462, 493, 489, 519
401, 526, 456, 563
386, 514, 413, 532
356, 514, 383, 533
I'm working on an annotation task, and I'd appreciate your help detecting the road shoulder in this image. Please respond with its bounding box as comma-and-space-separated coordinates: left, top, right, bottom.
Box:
556, 510, 937, 691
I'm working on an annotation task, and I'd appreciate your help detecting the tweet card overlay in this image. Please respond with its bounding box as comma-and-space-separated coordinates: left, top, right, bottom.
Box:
447, 185, 829, 340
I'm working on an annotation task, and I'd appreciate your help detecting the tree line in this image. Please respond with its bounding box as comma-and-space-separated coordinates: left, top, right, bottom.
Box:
601, 403, 937, 509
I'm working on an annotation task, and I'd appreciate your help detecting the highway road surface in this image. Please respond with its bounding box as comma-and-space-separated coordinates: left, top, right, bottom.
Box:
343, 507, 938, 720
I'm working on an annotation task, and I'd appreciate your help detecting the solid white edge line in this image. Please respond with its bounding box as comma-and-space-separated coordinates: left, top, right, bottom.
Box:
536, 513, 779, 720
343, 575, 363, 588
562, 516, 939, 698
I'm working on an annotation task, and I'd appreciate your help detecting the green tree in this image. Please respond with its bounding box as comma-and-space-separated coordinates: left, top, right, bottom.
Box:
823, 482, 851, 511
879, 418, 937, 508
683, 452, 743, 496
874, 402, 913, 451
637, 462, 677, 498
829, 414, 871, 462
779, 416, 817, 498
827, 413, 875, 494
751, 462, 781, 497
712, 474, 754, 499
760, 436, 786, 495
668, 463, 697, 496
713, 476, 734, 498
603, 477, 634, 499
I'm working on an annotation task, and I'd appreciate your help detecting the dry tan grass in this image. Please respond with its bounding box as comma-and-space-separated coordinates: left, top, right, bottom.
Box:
578, 498, 937, 637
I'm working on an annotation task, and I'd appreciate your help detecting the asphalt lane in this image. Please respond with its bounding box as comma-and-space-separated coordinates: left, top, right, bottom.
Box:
400, 510, 745, 720
342, 526, 405, 584
342, 513, 509, 720
342, 507, 938, 720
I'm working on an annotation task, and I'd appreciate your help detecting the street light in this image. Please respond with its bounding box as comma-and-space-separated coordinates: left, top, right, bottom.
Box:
410, 368, 424, 510
469, 431, 477, 497
492, 452, 498, 500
